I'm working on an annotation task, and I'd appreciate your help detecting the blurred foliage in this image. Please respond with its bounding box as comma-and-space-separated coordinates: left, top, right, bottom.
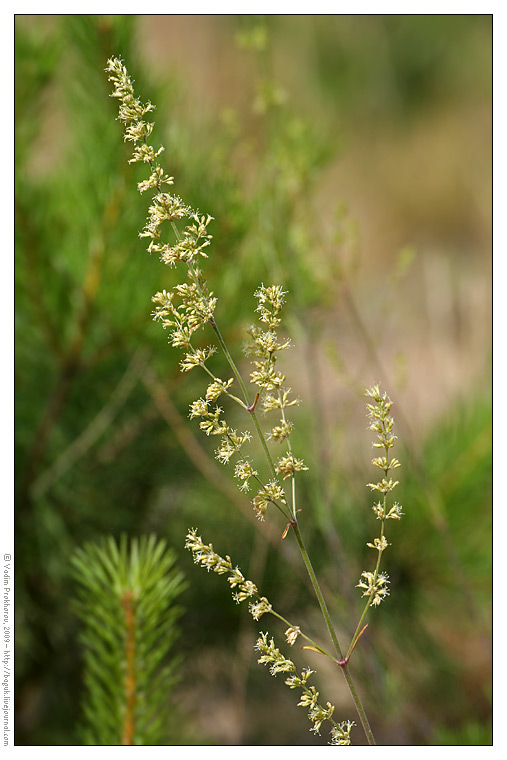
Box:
15, 14, 491, 746
433, 719, 493, 746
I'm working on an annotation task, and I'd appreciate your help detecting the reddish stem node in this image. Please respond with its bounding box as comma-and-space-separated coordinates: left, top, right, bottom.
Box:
246, 392, 260, 413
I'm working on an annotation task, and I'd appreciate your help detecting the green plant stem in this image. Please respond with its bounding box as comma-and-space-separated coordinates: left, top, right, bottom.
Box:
347, 519, 385, 659
291, 524, 343, 657
266, 608, 334, 661
347, 602, 372, 661
278, 388, 297, 518
291, 521, 376, 746
209, 318, 250, 404
341, 661, 376, 746
250, 406, 278, 479
198, 359, 247, 408
210, 318, 278, 479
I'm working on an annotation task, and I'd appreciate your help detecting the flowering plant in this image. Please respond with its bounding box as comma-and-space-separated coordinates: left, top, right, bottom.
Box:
106, 56, 403, 746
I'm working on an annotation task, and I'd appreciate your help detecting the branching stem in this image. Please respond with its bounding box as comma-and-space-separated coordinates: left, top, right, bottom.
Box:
291, 521, 376, 745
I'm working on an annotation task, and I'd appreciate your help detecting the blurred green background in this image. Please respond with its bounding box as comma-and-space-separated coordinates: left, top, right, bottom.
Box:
14, 14, 491, 746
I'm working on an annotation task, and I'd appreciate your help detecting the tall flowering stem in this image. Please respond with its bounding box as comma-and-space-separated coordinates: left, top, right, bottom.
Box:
347, 385, 403, 658
105, 57, 389, 746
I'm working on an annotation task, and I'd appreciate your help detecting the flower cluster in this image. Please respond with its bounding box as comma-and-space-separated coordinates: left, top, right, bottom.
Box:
244, 286, 308, 519
188, 395, 252, 464
106, 57, 218, 377
246, 285, 291, 391
356, 385, 403, 608
106, 57, 157, 143
151, 285, 217, 352
330, 721, 356, 746
275, 453, 308, 480
356, 570, 390, 607
256, 633, 352, 741
185, 529, 273, 621
251, 479, 287, 520
255, 632, 296, 676
233, 459, 258, 493
284, 625, 301, 646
